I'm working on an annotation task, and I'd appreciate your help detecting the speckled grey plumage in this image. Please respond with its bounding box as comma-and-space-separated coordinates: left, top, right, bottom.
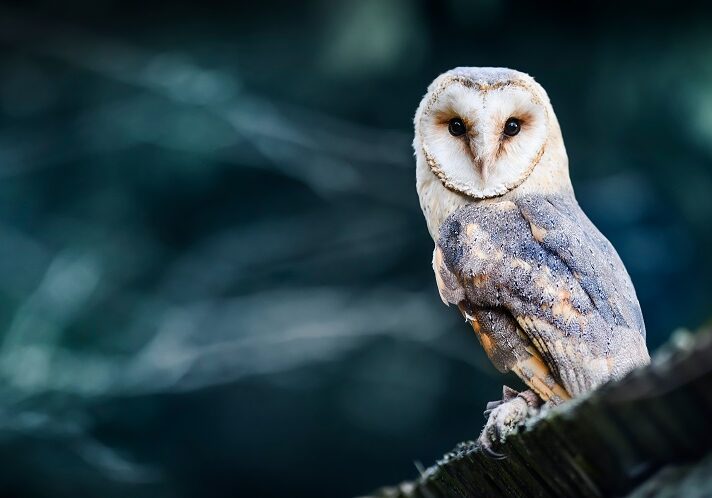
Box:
436, 194, 649, 397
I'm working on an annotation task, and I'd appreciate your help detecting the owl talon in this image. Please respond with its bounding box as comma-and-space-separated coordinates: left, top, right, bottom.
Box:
483, 400, 503, 419
479, 439, 506, 460
486, 399, 503, 410
478, 389, 541, 459
482, 385, 522, 419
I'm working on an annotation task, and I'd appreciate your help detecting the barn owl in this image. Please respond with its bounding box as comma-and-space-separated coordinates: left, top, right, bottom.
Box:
413, 67, 649, 457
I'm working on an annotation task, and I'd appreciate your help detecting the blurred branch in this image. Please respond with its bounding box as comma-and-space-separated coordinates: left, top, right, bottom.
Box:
0, 8, 413, 203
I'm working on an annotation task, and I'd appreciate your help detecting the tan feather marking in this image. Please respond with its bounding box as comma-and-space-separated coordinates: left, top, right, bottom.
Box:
464, 315, 498, 362
529, 221, 548, 243
511, 350, 571, 404
477, 329, 496, 358
552, 288, 586, 325
469, 315, 482, 334
533, 269, 557, 299
492, 200, 517, 211
465, 224, 498, 260
465, 223, 487, 240
465, 223, 489, 259
473, 248, 488, 260
434, 76, 545, 106
473, 274, 488, 287
511, 258, 532, 271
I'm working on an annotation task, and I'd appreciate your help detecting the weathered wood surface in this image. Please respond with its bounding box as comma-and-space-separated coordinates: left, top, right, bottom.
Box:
367, 331, 712, 498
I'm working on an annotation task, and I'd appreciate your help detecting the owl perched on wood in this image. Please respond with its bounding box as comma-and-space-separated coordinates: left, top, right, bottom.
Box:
413, 67, 650, 457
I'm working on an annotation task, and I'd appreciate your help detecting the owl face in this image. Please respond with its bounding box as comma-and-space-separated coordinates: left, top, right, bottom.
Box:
414, 67, 556, 199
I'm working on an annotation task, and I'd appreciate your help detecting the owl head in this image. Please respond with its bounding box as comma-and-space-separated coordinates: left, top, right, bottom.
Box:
414, 67, 571, 202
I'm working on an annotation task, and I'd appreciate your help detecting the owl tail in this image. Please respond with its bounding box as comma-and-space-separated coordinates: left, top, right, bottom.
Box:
512, 347, 572, 405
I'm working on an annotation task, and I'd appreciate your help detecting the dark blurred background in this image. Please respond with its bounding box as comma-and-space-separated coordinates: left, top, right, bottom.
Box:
0, 1, 711, 497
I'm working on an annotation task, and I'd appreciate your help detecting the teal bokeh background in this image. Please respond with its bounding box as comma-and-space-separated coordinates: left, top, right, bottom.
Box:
0, 1, 710, 497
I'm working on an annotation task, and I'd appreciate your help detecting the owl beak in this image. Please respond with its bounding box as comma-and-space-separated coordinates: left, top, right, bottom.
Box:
468, 135, 488, 183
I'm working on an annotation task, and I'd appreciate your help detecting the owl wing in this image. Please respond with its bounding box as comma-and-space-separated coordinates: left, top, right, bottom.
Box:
434, 195, 648, 400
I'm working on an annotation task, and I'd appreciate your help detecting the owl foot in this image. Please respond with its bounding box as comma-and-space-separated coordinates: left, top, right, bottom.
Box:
478, 387, 541, 459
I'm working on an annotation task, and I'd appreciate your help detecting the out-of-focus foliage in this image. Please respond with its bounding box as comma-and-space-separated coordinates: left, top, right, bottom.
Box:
0, 1, 710, 497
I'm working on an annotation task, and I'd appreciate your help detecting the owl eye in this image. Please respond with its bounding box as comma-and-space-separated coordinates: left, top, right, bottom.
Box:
448, 117, 466, 137
503, 118, 521, 137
